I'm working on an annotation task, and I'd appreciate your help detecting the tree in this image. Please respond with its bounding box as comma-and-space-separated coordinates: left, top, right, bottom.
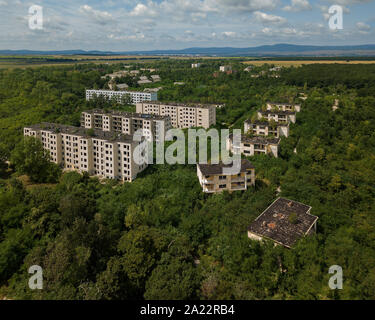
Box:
0, 143, 8, 177
117, 226, 168, 294
10, 137, 61, 183
144, 255, 200, 300
144, 237, 200, 300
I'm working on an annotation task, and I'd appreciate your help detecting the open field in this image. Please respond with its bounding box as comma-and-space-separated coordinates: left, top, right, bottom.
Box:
1, 55, 375, 69
0, 56, 237, 69
0, 55, 167, 69
243, 60, 375, 66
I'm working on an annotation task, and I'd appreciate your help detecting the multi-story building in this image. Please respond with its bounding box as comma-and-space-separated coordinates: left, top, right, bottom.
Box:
257, 110, 296, 124
227, 134, 280, 158
136, 102, 216, 129
24, 123, 148, 182
244, 120, 289, 138
266, 102, 301, 113
247, 197, 318, 248
220, 65, 232, 72
80, 110, 172, 142
86, 89, 157, 104
197, 159, 255, 193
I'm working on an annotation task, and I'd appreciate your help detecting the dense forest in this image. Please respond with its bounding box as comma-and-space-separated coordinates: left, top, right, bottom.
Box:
0, 61, 375, 299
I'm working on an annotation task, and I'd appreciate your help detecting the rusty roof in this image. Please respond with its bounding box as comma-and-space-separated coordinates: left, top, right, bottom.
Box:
248, 197, 318, 248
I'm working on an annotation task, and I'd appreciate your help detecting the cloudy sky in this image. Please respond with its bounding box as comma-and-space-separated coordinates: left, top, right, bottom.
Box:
0, 0, 374, 51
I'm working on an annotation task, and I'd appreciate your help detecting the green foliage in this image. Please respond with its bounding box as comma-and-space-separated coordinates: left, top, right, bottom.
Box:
0, 143, 8, 177
1, 61, 375, 300
289, 212, 298, 224
10, 137, 61, 183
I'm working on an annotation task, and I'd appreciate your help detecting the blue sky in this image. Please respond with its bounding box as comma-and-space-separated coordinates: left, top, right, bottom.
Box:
0, 0, 374, 50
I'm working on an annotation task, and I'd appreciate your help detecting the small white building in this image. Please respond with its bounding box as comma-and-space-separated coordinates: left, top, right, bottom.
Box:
151, 75, 161, 82
220, 65, 232, 72
258, 110, 297, 124
269, 66, 281, 72
197, 159, 255, 193
114, 83, 129, 91
244, 120, 290, 138
267, 102, 301, 113
86, 89, 157, 104
138, 79, 153, 85
227, 135, 280, 158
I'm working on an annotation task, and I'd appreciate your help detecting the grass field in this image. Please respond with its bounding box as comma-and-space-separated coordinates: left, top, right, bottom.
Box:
0, 55, 166, 69
243, 60, 375, 66
1, 55, 375, 69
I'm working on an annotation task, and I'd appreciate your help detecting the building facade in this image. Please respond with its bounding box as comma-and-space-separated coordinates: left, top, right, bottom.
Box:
136, 102, 216, 129
86, 89, 157, 104
266, 102, 301, 113
227, 135, 280, 158
257, 110, 297, 124
24, 123, 148, 182
197, 159, 255, 193
244, 120, 289, 138
81, 110, 172, 142
220, 65, 232, 72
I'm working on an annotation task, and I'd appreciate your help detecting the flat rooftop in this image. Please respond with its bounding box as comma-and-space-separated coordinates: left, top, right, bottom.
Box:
267, 102, 301, 106
86, 89, 153, 94
259, 110, 296, 116
25, 123, 134, 143
229, 134, 280, 145
198, 159, 254, 176
138, 101, 218, 109
82, 110, 169, 121
248, 197, 318, 248
245, 119, 289, 127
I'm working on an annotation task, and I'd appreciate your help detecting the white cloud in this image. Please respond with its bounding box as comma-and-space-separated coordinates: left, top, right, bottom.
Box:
356, 21, 371, 34
209, 0, 280, 13
325, 0, 371, 5
130, 3, 158, 17
253, 11, 287, 25
79, 5, 114, 25
108, 33, 145, 41
0, 0, 373, 51
283, 0, 312, 12
222, 31, 237, 37
357, 22, 371, 30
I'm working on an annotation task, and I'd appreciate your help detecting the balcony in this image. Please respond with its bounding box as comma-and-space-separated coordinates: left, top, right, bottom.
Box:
203, 186, 216, 193
230, 174, 245, 183
231, 183, 246, 191
231, 177, 245, 183
277, 119, 288, 124
254, 151, 266, 155
203, 176, 214, 184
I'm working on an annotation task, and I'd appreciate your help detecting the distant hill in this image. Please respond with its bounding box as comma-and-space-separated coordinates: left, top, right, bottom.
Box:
0, 50, 115, 56
124, 44, 375, 57
2, 44, 375, 57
